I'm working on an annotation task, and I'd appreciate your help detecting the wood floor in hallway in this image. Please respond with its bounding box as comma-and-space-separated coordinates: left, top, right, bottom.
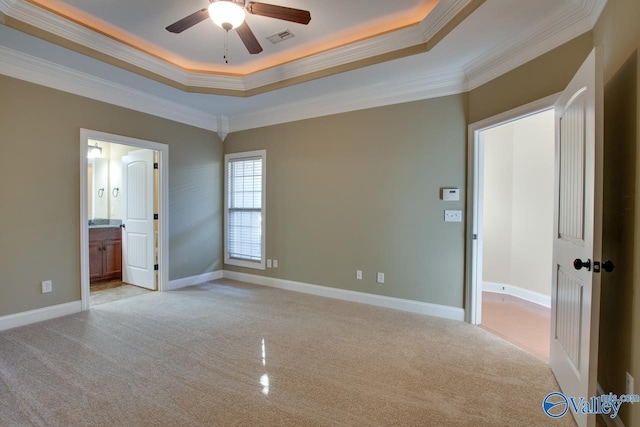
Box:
480, 291, 550, 362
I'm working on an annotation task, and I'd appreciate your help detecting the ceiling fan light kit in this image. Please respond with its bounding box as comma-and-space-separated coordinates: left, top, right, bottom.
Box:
209, 1, 246, 30
166, 0, 311, 60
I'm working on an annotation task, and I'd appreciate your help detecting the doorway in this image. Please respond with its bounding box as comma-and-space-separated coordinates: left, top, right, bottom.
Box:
467, 49, 604, 427
466, 95, 557, 360
87, 141, 156, 305
80, 129, 169, 311
479, 109, 554, 360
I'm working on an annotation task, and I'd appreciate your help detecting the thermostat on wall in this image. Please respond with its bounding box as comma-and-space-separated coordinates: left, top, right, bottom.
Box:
441, 188, 460, 201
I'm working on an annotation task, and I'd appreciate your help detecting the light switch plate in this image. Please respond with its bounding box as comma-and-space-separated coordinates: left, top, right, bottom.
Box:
267, 259, 272, 268
356, 270, 362, 280
377, 272, 384, 284
445, 210, 462, 222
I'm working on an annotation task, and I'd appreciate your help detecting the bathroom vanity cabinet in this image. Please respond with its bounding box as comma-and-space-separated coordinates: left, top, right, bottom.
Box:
89, 227, 122, 283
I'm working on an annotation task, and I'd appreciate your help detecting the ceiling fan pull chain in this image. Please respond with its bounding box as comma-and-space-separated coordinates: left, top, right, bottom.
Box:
224, 30, 229, 64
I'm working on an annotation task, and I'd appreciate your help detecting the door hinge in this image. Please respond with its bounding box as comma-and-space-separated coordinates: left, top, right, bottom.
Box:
154, 214, 159, 220
154, 264, 159, 271
472, 234, 478, 240
154, 162, 158, 169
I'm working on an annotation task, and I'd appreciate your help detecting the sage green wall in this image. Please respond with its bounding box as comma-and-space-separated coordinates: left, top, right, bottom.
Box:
593, 0, 640, 425
225, 95, 468, 308
0, 75, 223, 317
221, 35, 603, 311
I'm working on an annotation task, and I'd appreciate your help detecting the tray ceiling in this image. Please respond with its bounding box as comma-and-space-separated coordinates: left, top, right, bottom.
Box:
0, 0, 606, 137
1, 0, 482, 94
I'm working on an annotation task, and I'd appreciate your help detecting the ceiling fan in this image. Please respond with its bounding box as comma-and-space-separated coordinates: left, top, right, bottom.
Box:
166, 0, 312, 56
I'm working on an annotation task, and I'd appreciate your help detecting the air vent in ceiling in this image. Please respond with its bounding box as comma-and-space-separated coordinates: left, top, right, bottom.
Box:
267, 30, 295, 44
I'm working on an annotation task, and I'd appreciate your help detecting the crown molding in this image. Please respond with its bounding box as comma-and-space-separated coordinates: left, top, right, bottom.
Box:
581, 0, 608, 26
462, 0, 604, 91
217, 116, 230, 141
0, 45, 219, 132
228, 68, 466, 133
229, 0, 606, 132
0, 0, 471, 94
0, 0, 201, 86
419, 0, 478, 41
241, 27, 427, 91
0, 0, 17, 10
1, 0, 607, 137
0, 37, 466, 136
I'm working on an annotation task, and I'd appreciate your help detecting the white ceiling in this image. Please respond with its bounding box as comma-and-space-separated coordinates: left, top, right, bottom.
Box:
0, 0, 606, 138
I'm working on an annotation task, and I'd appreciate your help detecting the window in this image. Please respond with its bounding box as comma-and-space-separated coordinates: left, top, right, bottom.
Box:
224, 150, 266, 269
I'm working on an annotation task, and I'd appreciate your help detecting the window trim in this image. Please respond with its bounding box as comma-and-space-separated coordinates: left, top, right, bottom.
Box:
224, 150, 266, 270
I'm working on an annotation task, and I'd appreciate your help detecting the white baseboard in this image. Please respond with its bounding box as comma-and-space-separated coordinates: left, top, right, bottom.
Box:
597, 383, 626, 427
223, 270, 465, 321
0, 301, 82, 332
482, 281, 551, 308
166, 271, 224, 291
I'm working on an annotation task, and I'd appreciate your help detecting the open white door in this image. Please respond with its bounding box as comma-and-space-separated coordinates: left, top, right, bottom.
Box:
122, 149, 156, 290
549, 48, 603, 427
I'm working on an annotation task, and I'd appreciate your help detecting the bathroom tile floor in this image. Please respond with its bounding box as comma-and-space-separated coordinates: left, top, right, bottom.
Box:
90, 281, 152, 306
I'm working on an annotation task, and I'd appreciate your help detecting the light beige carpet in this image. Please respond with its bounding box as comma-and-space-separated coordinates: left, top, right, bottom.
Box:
0, 279, 576, 426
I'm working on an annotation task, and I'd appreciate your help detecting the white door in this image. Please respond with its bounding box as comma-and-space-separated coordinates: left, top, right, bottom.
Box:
549, 48, 603, 427
122, 149, 156, 290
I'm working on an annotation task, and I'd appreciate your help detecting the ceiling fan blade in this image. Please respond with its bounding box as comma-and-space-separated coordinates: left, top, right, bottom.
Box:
236, 22, 263, 54
166, 8, 210, 33
246, 2, 311, 25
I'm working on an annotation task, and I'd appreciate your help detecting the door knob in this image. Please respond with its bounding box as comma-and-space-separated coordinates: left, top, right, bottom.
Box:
120, 223, 126, 229
573, 258, 591, 271
602, 260, 615, 273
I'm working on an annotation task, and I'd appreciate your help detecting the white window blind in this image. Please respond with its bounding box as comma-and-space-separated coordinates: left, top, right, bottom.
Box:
225, 151, 266, 269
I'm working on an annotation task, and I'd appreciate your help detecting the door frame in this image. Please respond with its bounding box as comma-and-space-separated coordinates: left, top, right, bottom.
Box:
465, 93, 558, 324
79, 129, 169, 310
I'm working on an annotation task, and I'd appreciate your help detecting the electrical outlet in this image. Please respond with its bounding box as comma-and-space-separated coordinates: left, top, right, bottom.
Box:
267, 259, 272, 268
627, 372, 634, 395
41, 280, 52, 293
377, 272, 384, 284
273, 259, 278, 268
356, 270, 362, 280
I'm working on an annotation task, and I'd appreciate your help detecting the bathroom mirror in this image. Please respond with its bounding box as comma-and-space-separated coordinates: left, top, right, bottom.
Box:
88, 157, 109, 220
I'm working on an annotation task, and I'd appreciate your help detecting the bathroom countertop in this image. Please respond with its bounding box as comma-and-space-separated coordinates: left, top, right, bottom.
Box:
88, 219, 122, 229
